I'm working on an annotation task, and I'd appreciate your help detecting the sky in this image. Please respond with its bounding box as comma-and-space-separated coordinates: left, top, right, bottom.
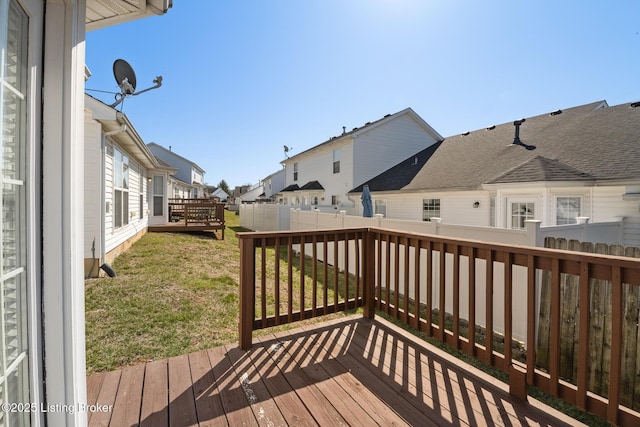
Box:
85, 1, 640, 189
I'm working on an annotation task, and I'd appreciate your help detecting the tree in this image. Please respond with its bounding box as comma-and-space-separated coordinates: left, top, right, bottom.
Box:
218, 179, 231, 195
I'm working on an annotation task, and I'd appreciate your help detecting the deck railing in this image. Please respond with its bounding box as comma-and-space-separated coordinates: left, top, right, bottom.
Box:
238, 227, 640, 426
168, 200, 225, 225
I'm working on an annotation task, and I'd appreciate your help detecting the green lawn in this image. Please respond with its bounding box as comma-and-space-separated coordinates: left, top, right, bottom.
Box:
85, 210, 350, 374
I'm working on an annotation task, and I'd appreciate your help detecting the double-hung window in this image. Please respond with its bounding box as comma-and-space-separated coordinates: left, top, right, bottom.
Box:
556, 196, 581, 225
422, 198, 440, 221
293, 163, 298, 181
113, 147, 129, 228
332, 149, 340, 173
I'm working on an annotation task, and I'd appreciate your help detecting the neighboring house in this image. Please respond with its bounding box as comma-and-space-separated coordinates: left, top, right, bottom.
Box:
263, 169, 286, 201
84, 95, 175, 277
351, 100, 640, 245
205, 185, 229, 201
3, 1, 172, 426
148, 142, 207, 198
238, 181, 265, 203
278, 108, 442, 210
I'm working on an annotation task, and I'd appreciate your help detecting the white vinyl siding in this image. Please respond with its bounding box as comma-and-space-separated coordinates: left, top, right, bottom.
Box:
0, 2, 30, 424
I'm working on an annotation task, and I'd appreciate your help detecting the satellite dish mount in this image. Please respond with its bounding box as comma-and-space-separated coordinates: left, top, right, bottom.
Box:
111, 59, 163, 108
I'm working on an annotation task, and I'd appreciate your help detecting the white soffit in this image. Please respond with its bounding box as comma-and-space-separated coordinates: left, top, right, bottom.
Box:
86, 0, 172, 31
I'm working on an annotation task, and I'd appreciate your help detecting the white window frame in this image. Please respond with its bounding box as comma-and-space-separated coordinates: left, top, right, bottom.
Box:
332, 149, 340, 174
508, 198, 537, 230
293, 163, 298, 181
152, 175, 165, 217
422, 198, 440, 222
556, 196, 582, 225
113, 147, 129, 228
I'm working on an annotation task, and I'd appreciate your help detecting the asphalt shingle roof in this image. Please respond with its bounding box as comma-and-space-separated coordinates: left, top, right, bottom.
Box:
400, 100, 640, 191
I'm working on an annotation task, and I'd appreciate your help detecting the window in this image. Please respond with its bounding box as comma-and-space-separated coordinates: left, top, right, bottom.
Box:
1, 1, 31, 423
139, 172, 145, 219
113, 147, 129, 228
422, 198, 440, 221
375, 200, 386, 217
511, 202, 535, 230
331, 195, 340, 206
311, 196, 318, 205
333, 149, 340, 173
153, 175, 164, 216
293, 163, 298, 181
556, 196, 581, 225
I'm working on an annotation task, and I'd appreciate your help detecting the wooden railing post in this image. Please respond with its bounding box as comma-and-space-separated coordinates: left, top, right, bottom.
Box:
363, 229, 376, 319
239, 236, 256, 350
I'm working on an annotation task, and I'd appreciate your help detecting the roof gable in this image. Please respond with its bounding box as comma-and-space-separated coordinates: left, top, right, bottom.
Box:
282, 108, 442, 164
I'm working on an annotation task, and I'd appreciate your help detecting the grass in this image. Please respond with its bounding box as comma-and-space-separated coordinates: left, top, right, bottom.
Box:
85, 210, 351, 374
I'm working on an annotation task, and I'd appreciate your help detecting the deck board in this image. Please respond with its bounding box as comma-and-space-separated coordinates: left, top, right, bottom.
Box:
87, 315, 588, 427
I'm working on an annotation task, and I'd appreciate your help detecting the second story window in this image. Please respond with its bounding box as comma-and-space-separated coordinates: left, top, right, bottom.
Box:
293, 163, 298, 181
333, 149, 340, 173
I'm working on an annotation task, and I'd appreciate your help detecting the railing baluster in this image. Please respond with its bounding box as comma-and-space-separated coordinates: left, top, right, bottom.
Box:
287, 236, 293, 323
526, 254, 536, 385
385, 234, 391, 315
299, 235, 305, 321
404, 237, 410, 324
413, 239, 421, 330
486, 250, 494, 366
453, 244, 460, 349
394, 235, 400, 319
323, 234, 328, 313
312, 235, 317, 318
333, 233, 339, 311
504, 252, 513, 372
274, 237, 280, 325
376, 233, 382, 310
576, 260, 590, 410
344, 232, 349, 309
425, 240, 433, 337
439, 242, 446, 342
608, 266, 623, 425
468, 247, 477, 357
260, 239, 267, 328
550, 257, 561, 396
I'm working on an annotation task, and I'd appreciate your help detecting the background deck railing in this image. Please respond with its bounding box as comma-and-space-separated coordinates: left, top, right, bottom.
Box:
168, 200, 225, 225
238, 227, 640, 426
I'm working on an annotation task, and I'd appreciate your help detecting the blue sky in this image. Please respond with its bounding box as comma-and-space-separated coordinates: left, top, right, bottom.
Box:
85, 1, 640, 188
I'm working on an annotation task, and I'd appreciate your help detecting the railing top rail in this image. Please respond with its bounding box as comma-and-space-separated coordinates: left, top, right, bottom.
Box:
238, 226, 640, 271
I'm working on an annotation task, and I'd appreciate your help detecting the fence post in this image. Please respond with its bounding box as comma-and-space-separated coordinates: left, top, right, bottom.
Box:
576, 216, 589, 242
525, 220, 542, 246
239, 235, 256, 350
363, 229, 376, 320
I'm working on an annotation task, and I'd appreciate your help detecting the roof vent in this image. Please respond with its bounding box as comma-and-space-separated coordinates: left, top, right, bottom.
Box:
412, 157, 418, 165
549, 109, 562, 116
365, 122, 371, 125
511, 118, 535, 150
352, 127, 358, 131
631, 101, 640, 108
384, 113, 391, 117
486, 125, 495, 131
461, 131, 470, 136
342, 126, 346, 134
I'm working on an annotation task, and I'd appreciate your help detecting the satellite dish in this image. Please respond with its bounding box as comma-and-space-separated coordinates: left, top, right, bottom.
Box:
110, 58, 163, 108
113, 59, 137, 95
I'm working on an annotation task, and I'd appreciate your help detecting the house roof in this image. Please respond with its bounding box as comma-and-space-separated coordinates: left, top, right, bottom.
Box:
350, 143, 441, 193
299, 180, 324, 191
147, 142, 205, 174
280, 184, 300, 192
397, 100, 640, 192
281, 108, 443, 164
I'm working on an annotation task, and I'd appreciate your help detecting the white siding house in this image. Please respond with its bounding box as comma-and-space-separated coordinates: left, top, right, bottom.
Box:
278, 108, 442, 211
2, 1, 172, 425
352, 101, 640, 246
84, 95, 174, 277
148, 142, 207, 198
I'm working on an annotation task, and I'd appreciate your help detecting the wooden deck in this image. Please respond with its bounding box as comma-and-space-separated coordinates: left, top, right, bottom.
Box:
86, 315, 584, 426
148, 201, 225, 238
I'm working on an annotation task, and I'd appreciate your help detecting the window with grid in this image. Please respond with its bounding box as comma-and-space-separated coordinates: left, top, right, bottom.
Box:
556, 196, 581, 225
153, 176, 164, 216
0, 1, 31, 424
510, 202, 535, 230
332, 149, 340, 173
422, 198, 440, 221
293, 163, 298, 181
113, 147, 129, 228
